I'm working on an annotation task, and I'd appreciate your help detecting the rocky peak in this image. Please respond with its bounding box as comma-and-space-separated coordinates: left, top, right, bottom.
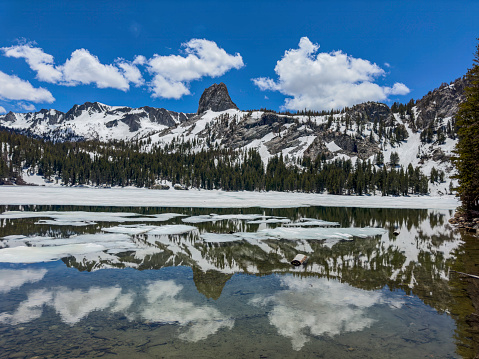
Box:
2, 111, 17, 123
415, 77, 466, 129
197, 83, 238, 114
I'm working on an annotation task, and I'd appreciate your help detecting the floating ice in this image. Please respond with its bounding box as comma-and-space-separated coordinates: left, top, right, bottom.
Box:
35, 220, 97, 226
258, 227, 386, 240
246, 218, 291, 224
0, 211, 185, 224
102, 225, 160, 235
0, 233, 136, 263
284, 219, 339, 227
201, 233, 244, 243
0, 243, 107, 263
147, 225, 197, 235
103, 224, 196, 236
182, 214, 265, 223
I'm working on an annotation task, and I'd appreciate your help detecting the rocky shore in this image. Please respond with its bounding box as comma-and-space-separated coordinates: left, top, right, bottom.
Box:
449, 211, 479, 234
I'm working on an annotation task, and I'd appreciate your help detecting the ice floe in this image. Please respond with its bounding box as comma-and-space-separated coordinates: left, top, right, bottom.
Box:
0, 211, 185, 224
284, 218, 339, 227
182, 214, 265, 223
0, 243, 107, 263
198, 227, 386, 243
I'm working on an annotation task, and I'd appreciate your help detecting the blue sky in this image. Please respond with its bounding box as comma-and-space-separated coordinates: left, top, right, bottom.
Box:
0, 0, 477, 114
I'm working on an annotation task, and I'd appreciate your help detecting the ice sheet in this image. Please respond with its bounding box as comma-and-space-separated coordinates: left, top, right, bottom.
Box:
0, 243, 106, 263
201, 233, 244, 243
0, 186, 460, 209
0, 210, 185, 223
258, 227, 387, 240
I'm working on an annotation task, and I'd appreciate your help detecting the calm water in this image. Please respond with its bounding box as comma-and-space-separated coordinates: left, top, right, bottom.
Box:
0, 205, 478, 358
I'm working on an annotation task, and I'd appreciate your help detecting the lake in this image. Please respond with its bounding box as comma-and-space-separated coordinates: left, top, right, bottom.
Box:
0, 204, 477, 358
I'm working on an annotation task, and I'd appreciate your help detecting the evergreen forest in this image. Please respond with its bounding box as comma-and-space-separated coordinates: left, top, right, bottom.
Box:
0, 127, 432, 195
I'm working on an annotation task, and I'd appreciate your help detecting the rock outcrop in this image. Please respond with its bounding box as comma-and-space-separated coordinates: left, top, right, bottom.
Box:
197, 83, 238, 114
415, 77, 466, 129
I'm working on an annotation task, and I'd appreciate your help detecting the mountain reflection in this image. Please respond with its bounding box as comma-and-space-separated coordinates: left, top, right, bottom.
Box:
0, 205, 471, 355
0, 207, 461, 305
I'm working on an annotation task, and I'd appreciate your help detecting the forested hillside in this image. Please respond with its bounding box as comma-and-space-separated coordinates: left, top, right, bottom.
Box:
0, 128, 431, 195
0, 78, 465, 196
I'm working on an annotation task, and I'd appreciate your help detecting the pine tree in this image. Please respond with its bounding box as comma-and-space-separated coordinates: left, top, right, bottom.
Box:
453, 39, 479, 213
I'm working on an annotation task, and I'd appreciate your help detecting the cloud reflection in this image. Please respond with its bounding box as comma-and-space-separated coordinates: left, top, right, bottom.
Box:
0, 279, 233, 342
251, 276, 402, 350
142, 280, 234, 342
0, 269, 47, 293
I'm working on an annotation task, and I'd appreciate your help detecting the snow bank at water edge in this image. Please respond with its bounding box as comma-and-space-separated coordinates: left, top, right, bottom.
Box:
0, 186, 460, 210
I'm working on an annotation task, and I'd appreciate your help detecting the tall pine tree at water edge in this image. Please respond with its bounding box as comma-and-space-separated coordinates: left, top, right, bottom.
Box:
454, 39, 479, 214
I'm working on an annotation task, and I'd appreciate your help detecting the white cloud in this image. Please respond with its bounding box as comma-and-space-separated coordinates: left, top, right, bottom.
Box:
17, 102, 36, 111
2, 43, 63, 83
60, 49, 130, 90
0, 279, 234, 342
1, 43, 137, 91
0, 106, 6, 114
147, 38, 244, 99
117, 60, 144, 87
0, 71, 55, 103
385, 82, 410, 95
2, 40, 244, 99
252, 37, 410, 111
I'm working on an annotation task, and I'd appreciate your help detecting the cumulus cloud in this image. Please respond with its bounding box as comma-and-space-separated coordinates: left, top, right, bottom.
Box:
17, 102, 36, 111
60, 49, 130, 90
0, 71, 55, 103
117, 59, 144, 87
252, 37, 409, 111
1, 43, 140, 91
2, 43, 63, 83
147, 38, 244, 99
2, 40, 244, 100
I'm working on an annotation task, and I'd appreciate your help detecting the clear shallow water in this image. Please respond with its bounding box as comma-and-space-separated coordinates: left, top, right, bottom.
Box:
0, 205, 476, 358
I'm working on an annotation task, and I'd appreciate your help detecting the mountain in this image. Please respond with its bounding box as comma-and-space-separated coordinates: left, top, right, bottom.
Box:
197, 82, 238, 114
0, 102, 195, 142
0, 79, 466, 194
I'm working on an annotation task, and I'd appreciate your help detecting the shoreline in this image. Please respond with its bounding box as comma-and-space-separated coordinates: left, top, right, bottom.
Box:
0, 185, 460, 210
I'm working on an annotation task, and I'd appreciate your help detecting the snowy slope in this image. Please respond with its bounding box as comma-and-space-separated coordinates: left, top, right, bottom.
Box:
0, 79, 465, 194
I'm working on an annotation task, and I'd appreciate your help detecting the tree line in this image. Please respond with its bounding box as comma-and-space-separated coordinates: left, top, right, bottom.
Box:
0, 127, 433, 196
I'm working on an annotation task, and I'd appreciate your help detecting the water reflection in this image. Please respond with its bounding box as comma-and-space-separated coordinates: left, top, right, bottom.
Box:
0, 269, 47, 293
0, 278, 234, 342
0, 205, 470, 357
0, 207, 462, 300
250, 276, 404, 350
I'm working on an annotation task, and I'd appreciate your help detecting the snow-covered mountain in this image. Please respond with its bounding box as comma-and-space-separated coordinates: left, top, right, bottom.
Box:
0, 78, 466, 194
0, 101, 195, 142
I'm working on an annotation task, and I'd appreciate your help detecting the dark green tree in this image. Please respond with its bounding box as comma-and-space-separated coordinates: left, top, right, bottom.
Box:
453, 39, 479, 213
